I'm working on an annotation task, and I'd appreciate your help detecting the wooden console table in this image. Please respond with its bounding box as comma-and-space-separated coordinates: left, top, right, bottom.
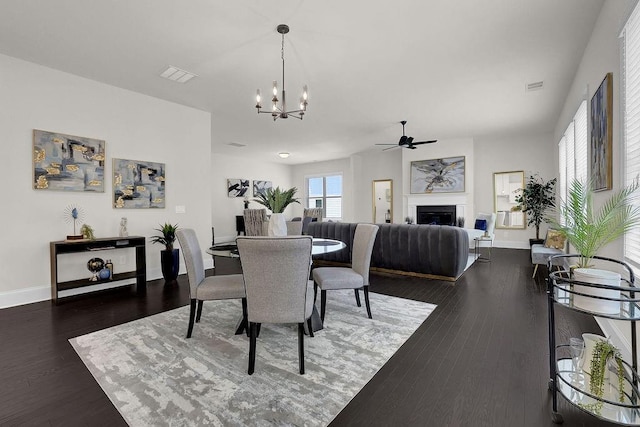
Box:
50, 236, 146, 303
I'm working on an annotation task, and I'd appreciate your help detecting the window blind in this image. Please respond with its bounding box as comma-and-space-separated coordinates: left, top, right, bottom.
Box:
565, 121, 576, 189
558, 136, 567, 225
624, 3, 640, 268
574, 100, 588, 182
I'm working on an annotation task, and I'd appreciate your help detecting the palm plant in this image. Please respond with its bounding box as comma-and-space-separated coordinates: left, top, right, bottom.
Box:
549, 178, 640, 268
150, 223, 178, 251
253, 186, 300, 213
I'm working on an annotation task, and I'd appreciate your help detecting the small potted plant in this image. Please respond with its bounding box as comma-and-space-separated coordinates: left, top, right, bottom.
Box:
151, 223, 179, 283
253, 186, 300, 236
580, 340, 626, 415
549, 178, 640, 313
514, 174, 557, 245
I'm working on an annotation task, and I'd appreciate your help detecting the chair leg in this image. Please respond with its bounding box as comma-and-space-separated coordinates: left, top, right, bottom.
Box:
186, 299, 197, 338
363, 287, 372, 319
235, 298, 249, 336
314, 282, 318, 304
298, 323, 305, 375
248, 322, 258, 375
307, 317, 314, 338
196, 300, 204, 323
320, 290, 327, 322
354, 289, 361, 307
532, 264, 539, 278
256, 323, 261, 338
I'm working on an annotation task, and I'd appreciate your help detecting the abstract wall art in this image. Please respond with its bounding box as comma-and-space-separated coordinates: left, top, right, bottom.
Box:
33, 129, 105, 192
113, 158, 166, 209
253, 180, 272, 197
410, 156, 466, 194
590, 72, 613, 192
227, 179, 249, 197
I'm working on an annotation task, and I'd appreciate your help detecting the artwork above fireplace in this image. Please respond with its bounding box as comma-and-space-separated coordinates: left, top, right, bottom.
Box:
416, 205, 457, 226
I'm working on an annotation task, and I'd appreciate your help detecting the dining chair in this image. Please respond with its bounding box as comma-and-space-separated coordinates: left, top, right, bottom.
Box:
236, 236, 315, 375
312, 223, 379, 323
243, 209, 268, 236
286, 220, 303, 235
176, 229, 247, 338
303, 207, 323, 222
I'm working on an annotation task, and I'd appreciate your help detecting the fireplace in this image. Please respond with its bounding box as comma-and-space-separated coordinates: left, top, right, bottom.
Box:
416, 205, 456, 226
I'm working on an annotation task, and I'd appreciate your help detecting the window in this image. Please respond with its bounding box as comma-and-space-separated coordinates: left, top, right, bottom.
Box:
307, 174, 342, 219
623, 3, 640, 269
557, 100, 588, 210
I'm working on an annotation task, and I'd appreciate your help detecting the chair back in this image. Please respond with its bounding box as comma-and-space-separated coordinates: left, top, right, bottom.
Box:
351, 224, 379, 287
286, 220, 303, 235
244, 209, 267, 236
237, 236, 313, 324
303, 207, 323, 222
176, 229, 204, 296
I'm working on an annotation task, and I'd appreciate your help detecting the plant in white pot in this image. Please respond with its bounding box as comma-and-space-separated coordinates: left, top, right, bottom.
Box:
253, 186, 300, 236
550, 178, 640, 314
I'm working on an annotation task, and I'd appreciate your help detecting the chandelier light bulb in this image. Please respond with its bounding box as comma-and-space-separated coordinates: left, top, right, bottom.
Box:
302, 85, 308, 100
256, 89, 261, 103
272, 81, 278, 97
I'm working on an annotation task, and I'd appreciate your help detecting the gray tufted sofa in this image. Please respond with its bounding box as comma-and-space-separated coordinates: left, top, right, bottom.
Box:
307, 222, 469, 281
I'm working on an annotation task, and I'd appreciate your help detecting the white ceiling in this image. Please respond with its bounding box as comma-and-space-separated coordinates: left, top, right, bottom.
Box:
0, 0, 604, 164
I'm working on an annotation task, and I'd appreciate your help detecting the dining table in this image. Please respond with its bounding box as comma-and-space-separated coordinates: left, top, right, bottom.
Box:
206, 236, 346, 333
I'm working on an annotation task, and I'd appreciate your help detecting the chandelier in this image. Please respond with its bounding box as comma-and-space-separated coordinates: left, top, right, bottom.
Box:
255, 24, 308, 121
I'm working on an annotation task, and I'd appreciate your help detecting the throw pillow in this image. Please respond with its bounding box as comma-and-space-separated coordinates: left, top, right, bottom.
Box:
474, 219, 487, 231
544, 229, 566, 250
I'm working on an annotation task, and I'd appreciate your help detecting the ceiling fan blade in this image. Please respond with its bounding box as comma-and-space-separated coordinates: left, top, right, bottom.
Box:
375, 143, 397, 146
382, 145, 399, 151
407, 145, 417, 149
411, 140, 438, 145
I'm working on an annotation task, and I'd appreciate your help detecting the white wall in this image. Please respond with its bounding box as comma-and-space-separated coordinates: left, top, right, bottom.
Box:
0, 54, 212, 308
475, 132, 556, 248
211, 153, 292, 242
551, 0, 638, 364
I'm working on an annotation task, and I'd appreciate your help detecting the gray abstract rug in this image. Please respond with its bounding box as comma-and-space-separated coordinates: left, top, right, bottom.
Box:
70, 290, 435, 426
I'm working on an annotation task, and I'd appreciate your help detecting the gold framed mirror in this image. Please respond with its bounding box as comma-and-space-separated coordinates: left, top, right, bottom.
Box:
493, 171, 525, 229
373, 179, 393, 223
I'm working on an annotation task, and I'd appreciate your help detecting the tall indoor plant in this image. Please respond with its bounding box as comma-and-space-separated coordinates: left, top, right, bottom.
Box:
514, 174, 557, 243
253, 186, 300, 236
151, 222, 180, 283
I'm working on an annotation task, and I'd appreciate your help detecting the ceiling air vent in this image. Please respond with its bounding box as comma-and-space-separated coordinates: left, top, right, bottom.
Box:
226, 142, 246, 148
159, 66, 197, 83
526, 81, 544, 92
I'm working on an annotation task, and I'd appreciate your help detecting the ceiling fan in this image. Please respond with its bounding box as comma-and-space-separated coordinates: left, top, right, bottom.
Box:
376, 120, 437, 150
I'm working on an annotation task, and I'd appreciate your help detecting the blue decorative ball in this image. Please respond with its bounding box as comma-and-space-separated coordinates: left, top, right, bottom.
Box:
98, 268, 111, 280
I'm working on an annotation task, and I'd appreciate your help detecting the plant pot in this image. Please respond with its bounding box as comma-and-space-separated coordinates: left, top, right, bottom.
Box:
529, 238, 544, 247
268, 213, 287, 236
573, 268, 622, 315
581, 333, 608, 373
160, 248, 180, 282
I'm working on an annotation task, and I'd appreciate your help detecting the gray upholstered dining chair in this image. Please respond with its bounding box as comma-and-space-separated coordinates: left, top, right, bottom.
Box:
243, 209, 268, 236
176, 229, 247, 338
236, 236, 315, 375
286, 220, 303, 235
312, 223, 379, 323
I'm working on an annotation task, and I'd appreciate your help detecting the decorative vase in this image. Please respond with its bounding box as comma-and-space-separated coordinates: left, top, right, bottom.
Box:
268, 213, 287, 236
573, 268, 622, 315
160, 248, 180, 282
581, 333, 608, 374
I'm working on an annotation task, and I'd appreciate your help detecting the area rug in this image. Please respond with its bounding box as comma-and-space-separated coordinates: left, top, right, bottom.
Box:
70, 291, 435, 426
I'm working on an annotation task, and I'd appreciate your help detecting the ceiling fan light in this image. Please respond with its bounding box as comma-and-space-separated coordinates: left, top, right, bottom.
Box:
278, 152, 290, 158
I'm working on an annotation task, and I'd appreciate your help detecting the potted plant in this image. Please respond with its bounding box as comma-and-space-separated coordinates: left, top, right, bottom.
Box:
151, 223, 180, 283
550, 178, 640, 313
580, 340, 626, 415
514, 174, 557, 245
253, 186, 300, 236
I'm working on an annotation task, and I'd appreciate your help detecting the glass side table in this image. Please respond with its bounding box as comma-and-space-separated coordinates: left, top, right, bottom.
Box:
474, 236, 493, 261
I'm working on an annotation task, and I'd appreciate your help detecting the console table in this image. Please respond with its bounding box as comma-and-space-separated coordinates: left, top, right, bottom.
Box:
50, 236, 146, 303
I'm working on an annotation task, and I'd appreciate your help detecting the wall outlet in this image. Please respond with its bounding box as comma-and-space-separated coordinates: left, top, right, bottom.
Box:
175, 205, 186, 214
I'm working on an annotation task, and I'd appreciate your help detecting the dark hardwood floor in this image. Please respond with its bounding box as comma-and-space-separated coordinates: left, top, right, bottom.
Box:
0, 248, 616, 426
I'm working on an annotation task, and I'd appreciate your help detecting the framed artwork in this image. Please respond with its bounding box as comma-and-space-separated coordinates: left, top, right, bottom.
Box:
227, 179, 249, 197
410, 156, 465, 194
590, 72, 613, 192
253, 180, 272, 197
113, 158, 165, 209
33, 129, 105, 192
